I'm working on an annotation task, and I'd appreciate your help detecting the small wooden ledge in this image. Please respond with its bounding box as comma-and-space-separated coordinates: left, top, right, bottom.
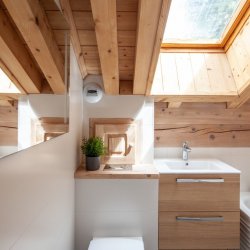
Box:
75, 164, 159, 180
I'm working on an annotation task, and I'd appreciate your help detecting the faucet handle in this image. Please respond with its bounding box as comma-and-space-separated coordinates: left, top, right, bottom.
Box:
183, 141, 188, 147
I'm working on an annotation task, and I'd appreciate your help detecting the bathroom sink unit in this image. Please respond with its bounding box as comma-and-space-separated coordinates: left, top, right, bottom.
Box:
154, 158, 241, 174
156, 159, 240, 250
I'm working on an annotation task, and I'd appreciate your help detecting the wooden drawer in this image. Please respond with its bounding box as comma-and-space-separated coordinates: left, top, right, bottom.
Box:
159, 211, 240, 249
159, 174, 240, 211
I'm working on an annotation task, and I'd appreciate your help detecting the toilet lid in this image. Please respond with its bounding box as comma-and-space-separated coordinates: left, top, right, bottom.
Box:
88, 237, 144, 250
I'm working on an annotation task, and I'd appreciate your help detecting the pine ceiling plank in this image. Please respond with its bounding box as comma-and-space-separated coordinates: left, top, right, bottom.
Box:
205, 53, 237, 95
60, 0, 88, 78
150, 54, 164, 95
190, 53, 211, 94
0, 9, 42, 93
133, 0, 165, 94
70, 0, 138, 12
160, 53, 179, 94
3, 0, 65, 94
175, 53, 196, 94
90, 0, 119, 94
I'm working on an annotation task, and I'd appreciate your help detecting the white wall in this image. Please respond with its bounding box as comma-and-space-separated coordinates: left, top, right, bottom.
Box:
0, 146, 17, 158
82, 75, 154, 164
75, 75, 157, 250
75, 179, 158, 250
0, 47, 83, 250
155, 147, 250, 191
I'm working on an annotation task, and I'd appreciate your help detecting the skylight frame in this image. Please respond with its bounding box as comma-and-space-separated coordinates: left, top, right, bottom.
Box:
161, 0, 249, 49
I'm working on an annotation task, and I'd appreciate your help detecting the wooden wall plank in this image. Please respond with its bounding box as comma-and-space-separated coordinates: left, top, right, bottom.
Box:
3, 0, 65, 94
155, 102, 250, 125
0, 105, 17, 146
133, 0, 163, 94
155, 124, 250, 147
90, 0, 119, 94
155, 102, 250, 147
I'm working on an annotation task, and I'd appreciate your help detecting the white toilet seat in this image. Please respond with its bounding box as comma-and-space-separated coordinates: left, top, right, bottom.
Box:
88, 237, 144, 250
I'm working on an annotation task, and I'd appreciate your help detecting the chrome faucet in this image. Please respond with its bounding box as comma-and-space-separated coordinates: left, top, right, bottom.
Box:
182, 141, 191, 161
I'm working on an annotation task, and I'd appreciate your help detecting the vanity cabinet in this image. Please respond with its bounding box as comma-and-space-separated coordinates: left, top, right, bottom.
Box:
159, 174, 240, 250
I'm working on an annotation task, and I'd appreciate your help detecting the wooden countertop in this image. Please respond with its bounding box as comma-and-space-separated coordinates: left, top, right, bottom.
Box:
75, 164, 159, 179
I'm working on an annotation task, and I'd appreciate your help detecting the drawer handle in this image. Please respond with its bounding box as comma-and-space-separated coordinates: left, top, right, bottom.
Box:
176, 178, 224, 183
176, 216, 224, 222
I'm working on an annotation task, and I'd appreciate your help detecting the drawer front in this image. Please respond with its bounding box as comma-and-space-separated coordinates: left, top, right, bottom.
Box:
159, 174, 240, 211
159, 211, 240, 250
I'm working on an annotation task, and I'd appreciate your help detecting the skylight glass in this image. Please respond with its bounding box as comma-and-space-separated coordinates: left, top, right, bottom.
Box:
0, 68, 20, 93
163, 0, 242, 43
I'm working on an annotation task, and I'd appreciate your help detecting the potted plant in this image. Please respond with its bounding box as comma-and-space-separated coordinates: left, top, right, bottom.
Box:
81, 137, 106, 171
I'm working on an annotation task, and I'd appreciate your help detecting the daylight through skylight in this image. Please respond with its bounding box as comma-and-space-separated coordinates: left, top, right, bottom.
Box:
163, 0, 242, 44
0, 68, 20, 93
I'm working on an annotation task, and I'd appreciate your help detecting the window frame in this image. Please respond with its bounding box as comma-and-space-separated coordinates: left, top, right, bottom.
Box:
161, 0, 250, 49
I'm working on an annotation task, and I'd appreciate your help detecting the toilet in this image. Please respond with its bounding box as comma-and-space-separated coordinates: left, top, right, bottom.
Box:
88, 237, 144, 250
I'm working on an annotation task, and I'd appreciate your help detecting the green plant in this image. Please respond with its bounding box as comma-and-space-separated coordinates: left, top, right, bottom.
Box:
81, 137, 106, 157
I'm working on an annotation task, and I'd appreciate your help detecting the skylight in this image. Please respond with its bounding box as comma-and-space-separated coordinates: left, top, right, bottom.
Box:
163, 0, 242, 44
0, 68, 20, 93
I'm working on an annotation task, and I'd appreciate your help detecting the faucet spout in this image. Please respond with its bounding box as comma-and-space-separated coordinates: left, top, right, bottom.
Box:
182, 141, 191, 161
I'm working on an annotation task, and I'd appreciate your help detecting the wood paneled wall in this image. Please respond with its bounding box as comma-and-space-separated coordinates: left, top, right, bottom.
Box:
0, 104, 17, 146
154, 102, 250, 147
227, 15, 250, 94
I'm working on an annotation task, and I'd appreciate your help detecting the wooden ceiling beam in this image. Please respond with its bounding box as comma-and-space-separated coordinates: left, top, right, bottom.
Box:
3, 0, 65, 94
90, 0, 119, 95
153, 95, 238, 103
133, 0, 167, 94
0, 9, 42, 93
59, 0, 88, 79
227, 79, 250, 109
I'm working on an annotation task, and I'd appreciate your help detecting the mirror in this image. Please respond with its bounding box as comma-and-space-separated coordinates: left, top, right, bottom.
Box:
0, 0, 70, 158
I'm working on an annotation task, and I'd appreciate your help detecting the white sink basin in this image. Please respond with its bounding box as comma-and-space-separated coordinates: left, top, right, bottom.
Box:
154, 159, 240, 174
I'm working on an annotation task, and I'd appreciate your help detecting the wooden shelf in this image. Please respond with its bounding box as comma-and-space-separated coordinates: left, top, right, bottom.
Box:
75, 164, 159, 179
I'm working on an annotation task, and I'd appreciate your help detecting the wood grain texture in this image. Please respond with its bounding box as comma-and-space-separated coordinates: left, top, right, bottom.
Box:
159, 174, 240, 212
0, 104, 17, 146
155, 102, 250, 147
74, 165, 159, 179
159, 211, 240, 249
159, 173, 240, 249
3, 0, 65, 94
90, 0, 119, 94
60, 0, 88, 78
227, 16, 250, 108
0, 9, 42, 93
146, 0, 171, 95
151, 52, 238, 98
133, 0, 163, 94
